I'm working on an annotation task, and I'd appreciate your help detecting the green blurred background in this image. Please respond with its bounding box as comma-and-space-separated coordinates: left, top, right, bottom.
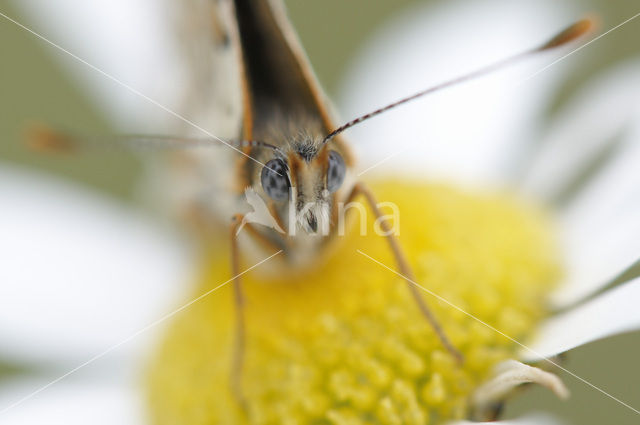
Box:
1, 0, 639, 423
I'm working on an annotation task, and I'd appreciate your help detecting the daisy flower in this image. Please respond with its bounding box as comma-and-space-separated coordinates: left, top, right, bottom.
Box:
1, 1, 639, 424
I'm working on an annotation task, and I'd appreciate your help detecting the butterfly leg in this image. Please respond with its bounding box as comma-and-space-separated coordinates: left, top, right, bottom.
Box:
345, 182, 463, 363
229, 214, 284, 409
229, 214, 248, 410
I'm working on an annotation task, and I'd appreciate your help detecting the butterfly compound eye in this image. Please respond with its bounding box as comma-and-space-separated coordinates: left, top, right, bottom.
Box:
327, 151, 346, 193
261, 159, 290, 201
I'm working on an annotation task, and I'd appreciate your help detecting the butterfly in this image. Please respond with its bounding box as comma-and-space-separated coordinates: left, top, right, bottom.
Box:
30, 0, 591, 408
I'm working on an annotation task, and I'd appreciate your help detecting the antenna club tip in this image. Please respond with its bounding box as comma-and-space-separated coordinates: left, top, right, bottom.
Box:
540, 15, 598, 51
24, 124, 76, 154
575, 15, 599, 37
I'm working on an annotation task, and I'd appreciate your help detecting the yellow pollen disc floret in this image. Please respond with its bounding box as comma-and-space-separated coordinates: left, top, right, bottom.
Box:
146, 181, 561, 425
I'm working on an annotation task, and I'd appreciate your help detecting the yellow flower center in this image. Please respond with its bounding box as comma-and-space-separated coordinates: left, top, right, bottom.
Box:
146, 181, 560, 425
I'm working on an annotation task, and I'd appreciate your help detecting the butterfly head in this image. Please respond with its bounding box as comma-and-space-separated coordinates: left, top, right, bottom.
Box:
253, 135, 349, 236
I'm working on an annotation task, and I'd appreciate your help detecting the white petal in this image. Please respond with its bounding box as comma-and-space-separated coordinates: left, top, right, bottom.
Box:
338, 0, 576, 187
0, 377, 144, 424
520, 58, 640, 203
10, 0, 183, 131
521, 277, 640, 361
552, 115, 640, 307
0, 164, 194, 365
472, 360, 568, 419
449, 413, 566, 425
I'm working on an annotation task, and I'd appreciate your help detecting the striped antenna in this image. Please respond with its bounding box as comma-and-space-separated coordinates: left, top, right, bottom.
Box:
322, 17, 595, 144
26, 124, 282, 154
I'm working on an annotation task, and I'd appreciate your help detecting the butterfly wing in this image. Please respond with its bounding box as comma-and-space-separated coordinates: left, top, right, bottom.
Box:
173, 0, 243, 140
230, 0, 336, 140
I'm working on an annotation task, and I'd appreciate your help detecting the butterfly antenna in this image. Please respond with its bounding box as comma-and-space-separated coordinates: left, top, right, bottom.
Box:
26, 124, 282, 154
322, 17, 595, 144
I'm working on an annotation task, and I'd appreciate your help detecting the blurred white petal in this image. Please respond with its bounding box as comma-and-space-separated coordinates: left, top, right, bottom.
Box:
472, 360, 568, 420
338, 0, 576, 188
520, 58, 640, 202
0, 377, 143, 425
450, 412, 565, 425
552, 110, 640, 307
11, 0, 184, 131
0, 164, 194, 365
521, 277, 640, 361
